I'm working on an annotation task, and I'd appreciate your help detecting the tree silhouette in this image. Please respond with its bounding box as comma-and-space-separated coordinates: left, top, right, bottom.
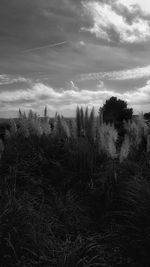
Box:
144, 112, 150, 121
100, 97, 133, 129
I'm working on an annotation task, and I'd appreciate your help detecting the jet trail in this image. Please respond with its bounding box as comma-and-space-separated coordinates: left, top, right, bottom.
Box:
22, 41, 68, 53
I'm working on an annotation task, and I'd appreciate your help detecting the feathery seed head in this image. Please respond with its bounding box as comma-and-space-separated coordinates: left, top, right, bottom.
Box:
10, 119, 17, 136
119, 134, 130, 163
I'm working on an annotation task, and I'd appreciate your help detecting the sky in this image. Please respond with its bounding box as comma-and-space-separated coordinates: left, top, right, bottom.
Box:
1, 0, 150, 117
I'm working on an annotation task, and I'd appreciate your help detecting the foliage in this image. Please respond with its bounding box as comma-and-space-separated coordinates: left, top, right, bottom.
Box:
0, 139, 4, 159
0, 106, 150, 266
76, 106, 96, 141
119, 134, 130, 163
96, 122, 118, 159
100, 96, 133, 128
52, 114, 71, 139
124, 115, 148, 152
144, 112, 150, 121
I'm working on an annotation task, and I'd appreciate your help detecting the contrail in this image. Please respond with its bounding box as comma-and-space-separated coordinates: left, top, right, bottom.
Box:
22, 41, 68, 53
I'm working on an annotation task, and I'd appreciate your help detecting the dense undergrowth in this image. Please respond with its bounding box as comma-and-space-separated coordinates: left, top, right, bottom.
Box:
0, 108, 150, 266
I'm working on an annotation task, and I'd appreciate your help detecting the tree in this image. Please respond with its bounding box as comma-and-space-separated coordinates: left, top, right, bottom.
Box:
100, 96, 133, 129
144, 112, 150, 121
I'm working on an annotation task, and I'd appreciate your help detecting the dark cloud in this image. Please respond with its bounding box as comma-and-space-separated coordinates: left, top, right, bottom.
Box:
0, 0, 84, 54
0, 0, 91, 88
0, 0, 35, 42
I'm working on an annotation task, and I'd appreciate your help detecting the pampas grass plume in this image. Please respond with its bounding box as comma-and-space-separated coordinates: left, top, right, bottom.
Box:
119, 134, 130, 163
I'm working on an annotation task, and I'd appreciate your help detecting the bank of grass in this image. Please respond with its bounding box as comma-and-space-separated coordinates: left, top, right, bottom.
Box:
0, 108, 150, 266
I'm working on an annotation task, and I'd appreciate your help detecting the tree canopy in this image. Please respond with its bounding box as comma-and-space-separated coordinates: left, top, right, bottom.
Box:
144, 112, 150, 121
100, 97, 133, 126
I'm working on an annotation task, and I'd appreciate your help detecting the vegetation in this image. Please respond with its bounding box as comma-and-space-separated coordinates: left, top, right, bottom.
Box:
100, 97, 133, 133
144, 112, 150, 121
0, 100, 150, 266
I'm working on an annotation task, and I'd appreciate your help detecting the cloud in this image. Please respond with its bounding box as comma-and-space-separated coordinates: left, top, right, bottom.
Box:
0, 83, 62, 103
125, 80, 150, 105
76, 65, 150, 82
118, 0, 150, 15
79, 41, 85, 46
69, 81, 79, 91
97, 81, 104, 88
0, 79, 150, 116
0, 74, 32, 86
81, 0, 150, 43
0, 0, 83, 56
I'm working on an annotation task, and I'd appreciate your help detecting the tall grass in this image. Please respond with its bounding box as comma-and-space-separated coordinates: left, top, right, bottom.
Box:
2, 107, 150, 164
119, 134, 130, 163
76, 106, 96, 141
1, 106, 150, 266
52, 114, 71, 139
96, 122, 118, 159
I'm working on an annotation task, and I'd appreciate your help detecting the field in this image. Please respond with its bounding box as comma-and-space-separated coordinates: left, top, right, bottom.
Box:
0, 108, 150, 266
